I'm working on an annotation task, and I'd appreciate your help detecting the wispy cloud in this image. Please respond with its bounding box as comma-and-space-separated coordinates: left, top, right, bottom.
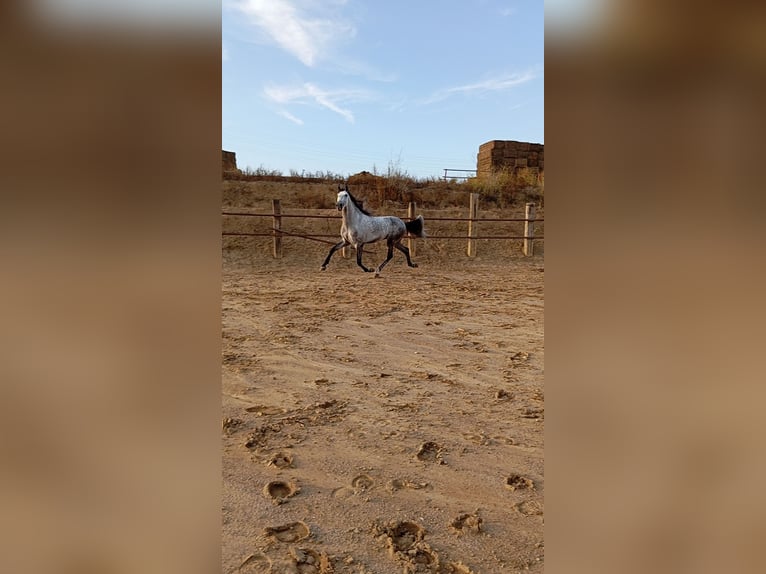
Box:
265, 82, 369, 123
422, 69, 539, 104
277, 110, 305, 125
332, 59, 398, 83
234, 0, 354, 67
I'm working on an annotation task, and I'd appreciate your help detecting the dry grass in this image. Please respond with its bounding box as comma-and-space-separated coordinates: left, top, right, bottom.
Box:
466, 167, 544, 208
223, 166, 543, 211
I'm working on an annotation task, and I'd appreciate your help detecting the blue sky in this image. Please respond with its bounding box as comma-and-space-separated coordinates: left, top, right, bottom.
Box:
223, 0, 543, 179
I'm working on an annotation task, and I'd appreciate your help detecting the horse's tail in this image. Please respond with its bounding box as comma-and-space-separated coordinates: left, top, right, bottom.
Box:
405, 215, 426, 238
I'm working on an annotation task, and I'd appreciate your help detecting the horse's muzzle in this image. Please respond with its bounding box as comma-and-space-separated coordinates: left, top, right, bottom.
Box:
336, 204, 343, 211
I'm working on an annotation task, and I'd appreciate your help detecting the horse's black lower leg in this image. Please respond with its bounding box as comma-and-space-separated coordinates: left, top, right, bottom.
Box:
321, 240, 348, 270
356, 244, 372, 272
394, 242, 418, 268
374, 240, 396, 276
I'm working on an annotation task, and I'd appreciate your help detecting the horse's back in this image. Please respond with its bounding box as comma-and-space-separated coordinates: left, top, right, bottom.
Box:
342, 214, 405, 245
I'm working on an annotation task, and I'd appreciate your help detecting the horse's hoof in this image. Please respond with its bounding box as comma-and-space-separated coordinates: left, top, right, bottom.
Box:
320, 266, 327, 271
410, 263, 419, 268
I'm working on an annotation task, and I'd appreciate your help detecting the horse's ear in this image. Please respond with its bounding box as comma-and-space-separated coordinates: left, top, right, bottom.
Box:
344, 183, 349, 191
337, 184, 343, 192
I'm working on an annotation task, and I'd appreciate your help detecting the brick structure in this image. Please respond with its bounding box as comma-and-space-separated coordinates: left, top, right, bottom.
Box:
222, 150, 238, 174
476, 140, 544, 179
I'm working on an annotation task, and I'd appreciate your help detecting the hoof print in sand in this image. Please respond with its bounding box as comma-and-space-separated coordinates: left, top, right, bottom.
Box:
521, 406, 544, 420
416, 442, 444, 464
266, 452, 294, 469
244, 424, 281, 450
442, 562, 477, 574
373, 520, 423, 555
237, 552, 271, 573
222, 417, 243, 434
386, 521, 425, 554
263, 521, 310, 543
514, 499, 544, 516
263, 480, 300, 505
449, 513, 483, 535
510, 351, 530, 364
388, 479, 430, 493
289, 547, 334, 574
374, 519, 473, 573
405, 544, 439, 573
374, 520, 439, 572
505, 474, 535, 491
351, 474, 374, 492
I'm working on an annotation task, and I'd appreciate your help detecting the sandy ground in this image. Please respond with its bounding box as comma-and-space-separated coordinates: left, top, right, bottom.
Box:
222, 248, 544, 573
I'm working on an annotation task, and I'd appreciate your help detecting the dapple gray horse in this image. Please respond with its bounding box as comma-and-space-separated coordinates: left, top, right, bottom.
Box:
320, 184, 425, 276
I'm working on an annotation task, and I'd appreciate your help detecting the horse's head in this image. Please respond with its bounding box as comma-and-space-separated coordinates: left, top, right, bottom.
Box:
336, 183, 349, 211
335, 191, 349, 211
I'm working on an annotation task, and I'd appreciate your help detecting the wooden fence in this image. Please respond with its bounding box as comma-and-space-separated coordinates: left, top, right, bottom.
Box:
222, 193, 543, 258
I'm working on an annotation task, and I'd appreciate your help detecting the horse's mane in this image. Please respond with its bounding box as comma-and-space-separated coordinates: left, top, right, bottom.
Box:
345, 190, 372, 216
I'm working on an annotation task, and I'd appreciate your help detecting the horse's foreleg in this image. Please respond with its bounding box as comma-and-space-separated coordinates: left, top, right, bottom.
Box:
394, 241, 418, 268
321, 240, 348, 270
356, 244, 373, 272
374, 240, 396, 277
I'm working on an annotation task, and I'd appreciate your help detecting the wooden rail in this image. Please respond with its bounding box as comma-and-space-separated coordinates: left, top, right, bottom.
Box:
223, 198, 543, 258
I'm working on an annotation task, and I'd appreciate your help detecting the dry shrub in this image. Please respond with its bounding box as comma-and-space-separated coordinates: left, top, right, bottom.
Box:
301, 187, 336, 209
345, 167, 469, 210
223, 165, 547, 211
466, 167, 544, 208
222, 180, 260, 208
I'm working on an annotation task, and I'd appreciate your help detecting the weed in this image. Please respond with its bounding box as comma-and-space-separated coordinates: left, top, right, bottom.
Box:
466, 167, 543, 208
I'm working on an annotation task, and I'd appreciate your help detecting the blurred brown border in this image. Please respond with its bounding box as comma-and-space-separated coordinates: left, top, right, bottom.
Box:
547, 2, 766, 573
0, 5, 221, 573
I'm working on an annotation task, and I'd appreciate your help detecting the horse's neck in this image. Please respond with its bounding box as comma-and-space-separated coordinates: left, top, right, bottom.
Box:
343, 202, 368, 226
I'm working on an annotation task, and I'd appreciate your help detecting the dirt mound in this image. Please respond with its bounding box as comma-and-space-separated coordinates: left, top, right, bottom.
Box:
347, 170, 383, 185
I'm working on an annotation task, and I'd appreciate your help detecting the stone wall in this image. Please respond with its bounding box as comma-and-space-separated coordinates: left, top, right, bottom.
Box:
476, 140, 544, 178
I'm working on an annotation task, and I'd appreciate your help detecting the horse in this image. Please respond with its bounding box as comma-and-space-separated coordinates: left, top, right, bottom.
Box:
320, 184, 425, 276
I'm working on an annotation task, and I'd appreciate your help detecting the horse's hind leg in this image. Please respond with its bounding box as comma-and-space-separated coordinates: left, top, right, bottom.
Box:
394, 241, 418, 268
356, 244, 373, 272
321, 240, 348, 270
374, 240, 396, 277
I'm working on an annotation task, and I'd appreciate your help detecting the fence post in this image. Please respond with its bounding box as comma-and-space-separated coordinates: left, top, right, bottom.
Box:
467, 193, 479, 257
407, 201, 417, 257
523, 202, 536, 256
272, 199, 282, 258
